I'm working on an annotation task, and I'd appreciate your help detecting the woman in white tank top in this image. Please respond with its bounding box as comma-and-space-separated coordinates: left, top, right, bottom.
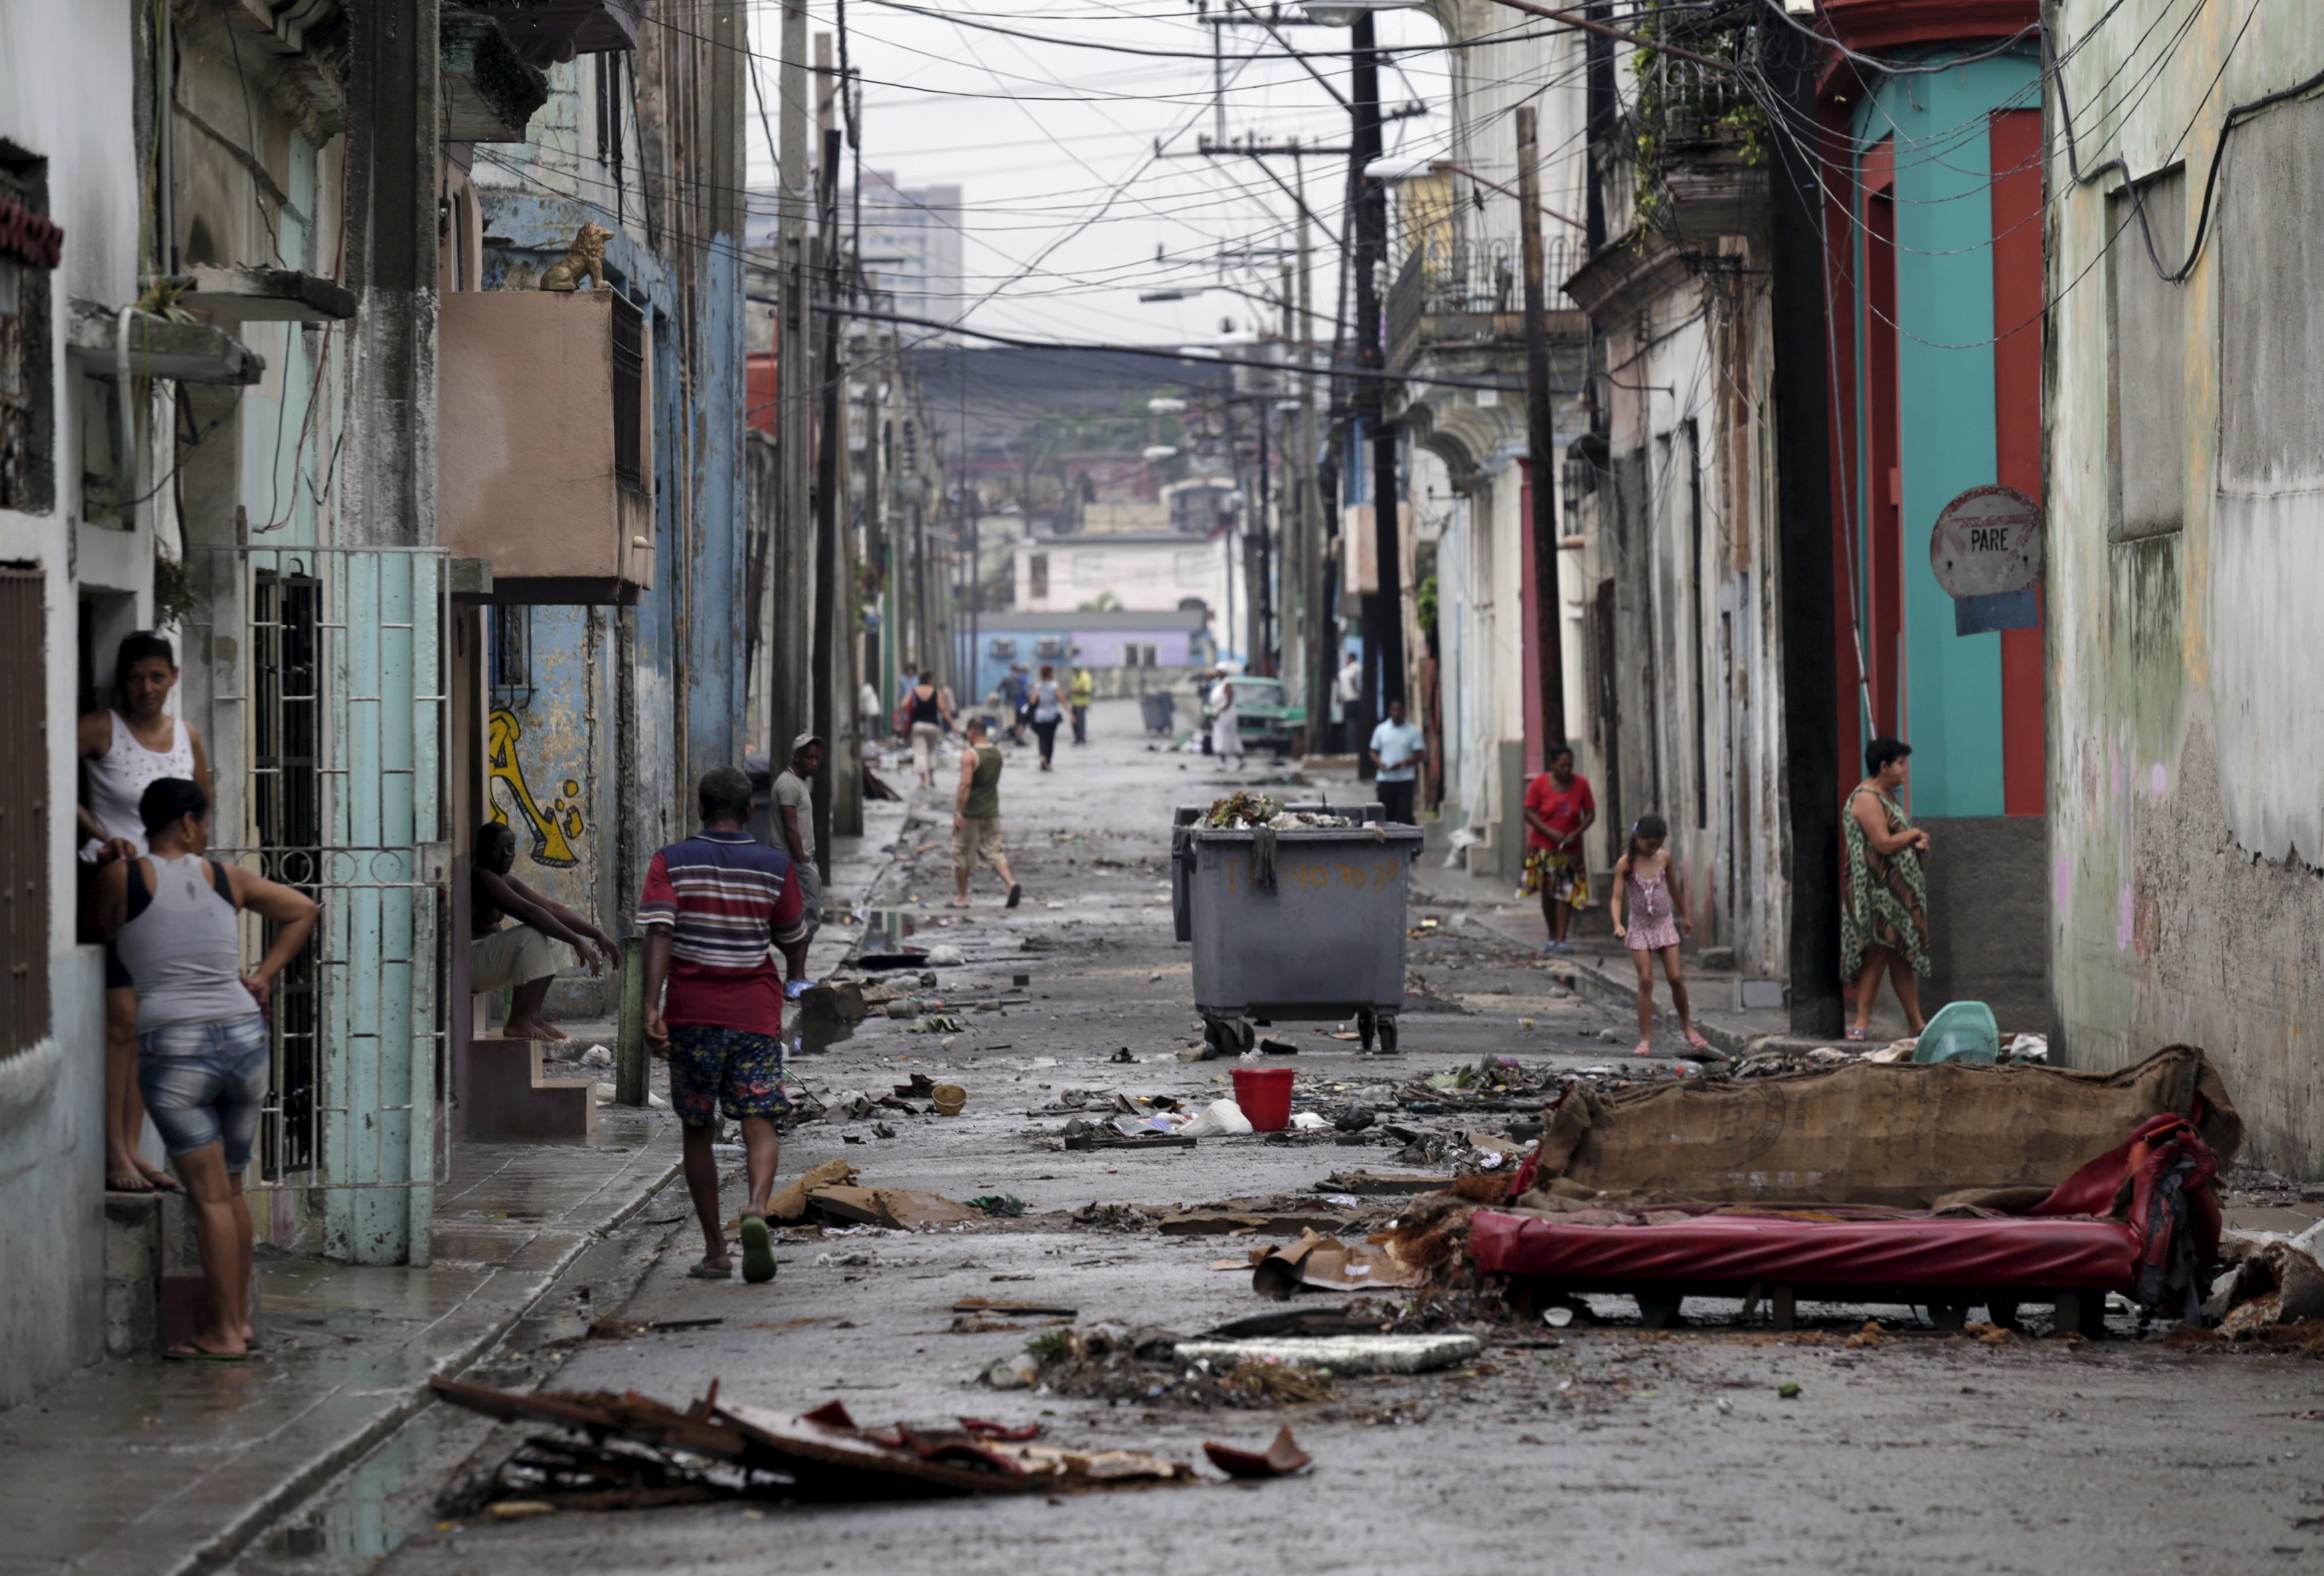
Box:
78, 633, 211, 1194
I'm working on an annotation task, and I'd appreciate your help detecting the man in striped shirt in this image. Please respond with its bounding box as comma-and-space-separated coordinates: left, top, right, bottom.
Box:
640, 765, 810, 1285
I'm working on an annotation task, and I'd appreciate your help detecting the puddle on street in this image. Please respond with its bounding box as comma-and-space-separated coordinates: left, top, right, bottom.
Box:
239, 1403, 488, 1575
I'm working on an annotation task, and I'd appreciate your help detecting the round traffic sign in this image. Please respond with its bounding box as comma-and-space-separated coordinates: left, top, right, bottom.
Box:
1930, 485, 2042, 598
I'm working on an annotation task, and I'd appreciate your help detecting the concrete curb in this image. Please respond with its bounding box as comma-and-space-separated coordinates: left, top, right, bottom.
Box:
164, 1152, 684, 1576
1461, 909, 1761, 1060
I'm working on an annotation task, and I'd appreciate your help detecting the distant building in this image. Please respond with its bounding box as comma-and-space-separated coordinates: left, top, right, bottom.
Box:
741, 169, 963, 339
1013, 531, 1238, 629
959, 608, 1213, 706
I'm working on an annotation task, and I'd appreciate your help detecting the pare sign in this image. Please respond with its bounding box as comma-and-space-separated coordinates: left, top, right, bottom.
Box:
1929, 485, 2042, 598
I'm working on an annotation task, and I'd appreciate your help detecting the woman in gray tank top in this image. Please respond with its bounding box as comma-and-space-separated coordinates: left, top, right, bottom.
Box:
97, 778, 317, 1361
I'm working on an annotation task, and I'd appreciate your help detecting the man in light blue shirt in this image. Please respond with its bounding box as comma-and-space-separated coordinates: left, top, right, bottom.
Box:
1369, 700, 1424, 825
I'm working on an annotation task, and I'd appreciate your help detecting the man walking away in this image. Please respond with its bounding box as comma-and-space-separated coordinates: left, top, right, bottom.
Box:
950, 720, 1021, 909
471, 821, 618, 1040
1370, 699, 1425, 825
771, 734, 824, 960
639, 767, 810, 1285
1210, 671, 1244, 765
1068, 665, 1094, 745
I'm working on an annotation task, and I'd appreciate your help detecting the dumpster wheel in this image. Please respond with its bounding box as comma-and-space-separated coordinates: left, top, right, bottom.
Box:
1357, 1010, 1398, 1054
1201, 1015, 1254, 1059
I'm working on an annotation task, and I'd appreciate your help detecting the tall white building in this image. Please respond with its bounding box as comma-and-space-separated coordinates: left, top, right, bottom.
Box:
854, 170, 962, 337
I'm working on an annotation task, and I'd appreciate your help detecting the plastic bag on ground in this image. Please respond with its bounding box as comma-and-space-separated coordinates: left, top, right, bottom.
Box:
1179, 1098, 1254, 1139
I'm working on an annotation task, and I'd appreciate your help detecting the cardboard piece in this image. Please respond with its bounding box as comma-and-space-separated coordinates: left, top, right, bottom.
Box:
768, 1160, 859, 1222
1250, 1229, 1428, 1300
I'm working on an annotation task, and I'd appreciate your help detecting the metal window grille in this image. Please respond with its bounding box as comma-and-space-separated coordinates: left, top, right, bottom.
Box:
611, 293, 644, 491
253, 566, 323, 1169
488, 602, 533, 710
0, 569, 47, 1056
191, 546, 450, 1265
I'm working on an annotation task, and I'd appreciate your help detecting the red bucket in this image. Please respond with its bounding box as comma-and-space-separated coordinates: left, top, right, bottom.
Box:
1230, 1066, 1295, 1133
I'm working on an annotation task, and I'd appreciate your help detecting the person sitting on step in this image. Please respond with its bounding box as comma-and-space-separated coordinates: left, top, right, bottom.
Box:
470, 821, 618, 1041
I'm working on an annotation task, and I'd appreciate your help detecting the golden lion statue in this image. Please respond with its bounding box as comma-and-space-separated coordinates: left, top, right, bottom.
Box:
539, 221, 614, 291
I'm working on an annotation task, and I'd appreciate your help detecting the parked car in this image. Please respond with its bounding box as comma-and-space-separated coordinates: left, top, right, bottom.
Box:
1199, 676, 1305, 755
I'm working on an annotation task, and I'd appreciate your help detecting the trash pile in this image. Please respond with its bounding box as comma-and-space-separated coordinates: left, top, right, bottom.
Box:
1200, 791, 1353, 830
1728, 1032, 2050, 1081
428, 1378, 1306, 1512
984, 1306, 1479, 1405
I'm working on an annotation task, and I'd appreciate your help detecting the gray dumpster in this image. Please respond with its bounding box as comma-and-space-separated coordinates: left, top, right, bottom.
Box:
1139, 690, 1176, 735
1171, 805, 1424, 1055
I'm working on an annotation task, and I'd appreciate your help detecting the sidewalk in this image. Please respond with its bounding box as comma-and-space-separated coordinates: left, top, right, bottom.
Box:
1409, 854, 1918, 1055
0, 1110, 682, 1576
0, 775, 922, 1576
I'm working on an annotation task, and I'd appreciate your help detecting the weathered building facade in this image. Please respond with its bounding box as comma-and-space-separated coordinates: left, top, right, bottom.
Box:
1815, 0, 2049, 1031
2046, 0, 2324, 1173
1385, 2, 1598, 882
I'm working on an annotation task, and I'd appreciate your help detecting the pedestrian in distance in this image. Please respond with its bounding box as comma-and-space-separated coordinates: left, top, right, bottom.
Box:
470, 821, 619, 1041
1522, 744, 1596, 953
1208, 669, 1244, 765
96, 777, 318, 1360
770, 734, 825, 957
950, 719, 1022, 909
1030, 663, 1065, 770
1335, 647, 1363, 753
1842, 736, 1932, 1040
1068, 663, 1094, 746
902, 670, 950, 788
1005, 664, 1033, 746
896, 661, 920, 708
639, 767, 811, 1285
1369, 698, 1424, 825
78, 631, 211, 1195
1609, 813, 1716, 1060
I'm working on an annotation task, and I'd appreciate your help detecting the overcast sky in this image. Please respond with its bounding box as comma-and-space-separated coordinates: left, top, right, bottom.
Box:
740, 0, 1458, 348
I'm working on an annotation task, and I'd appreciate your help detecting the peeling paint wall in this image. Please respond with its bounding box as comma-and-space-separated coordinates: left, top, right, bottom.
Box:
2048, 0, 2324, 1174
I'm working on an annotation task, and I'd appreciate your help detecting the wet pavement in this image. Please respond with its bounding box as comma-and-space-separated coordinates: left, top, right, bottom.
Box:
13, 698, 2322, 1573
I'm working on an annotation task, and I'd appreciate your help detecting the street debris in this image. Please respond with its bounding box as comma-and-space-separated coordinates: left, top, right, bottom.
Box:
999, 1322, 1341, 1407
1202, 1426, 1313, 1478
429, 1379, 1232, 1508
1250, 1229, 1430, 1300
1510, 1046, 2240, 1210
1176, 1333, 1481, 1375
2206, 1242, 2324, 1337
964, 1194, 1027, 1217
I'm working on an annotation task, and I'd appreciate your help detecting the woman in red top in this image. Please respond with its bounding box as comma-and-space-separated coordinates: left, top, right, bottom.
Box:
1521, 745, 1596, 954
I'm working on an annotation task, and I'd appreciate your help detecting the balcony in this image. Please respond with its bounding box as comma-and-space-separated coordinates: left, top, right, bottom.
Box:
460, 0, 642, 66
438, 287, 653, 605
1385, 236, 1585, 370
1608, 37, 1769, 243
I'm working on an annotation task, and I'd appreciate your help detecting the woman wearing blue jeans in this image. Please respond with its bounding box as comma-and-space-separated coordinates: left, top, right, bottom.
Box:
98, 777, 317, 1361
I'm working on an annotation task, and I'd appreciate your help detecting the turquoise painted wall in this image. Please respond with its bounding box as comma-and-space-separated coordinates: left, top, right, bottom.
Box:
1851, 50, 2041, 819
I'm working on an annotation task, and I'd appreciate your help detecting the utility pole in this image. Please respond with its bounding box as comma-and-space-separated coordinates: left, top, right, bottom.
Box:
1764, 17, 1843, 1036
1517, 106, 1567, 749
774, 0, 811, 758
811, 34, 845, 870
1295, 155, 1327, 751
1349, 11, 1403, 783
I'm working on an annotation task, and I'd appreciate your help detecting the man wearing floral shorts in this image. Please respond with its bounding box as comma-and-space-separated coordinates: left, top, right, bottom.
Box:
640, 766, 809, 1285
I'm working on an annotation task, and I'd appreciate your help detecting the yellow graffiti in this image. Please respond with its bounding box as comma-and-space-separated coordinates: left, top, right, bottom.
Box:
487, 708, 582, 868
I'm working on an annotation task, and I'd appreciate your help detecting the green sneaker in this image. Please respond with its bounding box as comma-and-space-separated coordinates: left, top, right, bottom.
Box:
739, 1214, 776, 1284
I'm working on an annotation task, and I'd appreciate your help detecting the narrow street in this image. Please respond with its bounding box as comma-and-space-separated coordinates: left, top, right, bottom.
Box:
217, 703, 2324, 1575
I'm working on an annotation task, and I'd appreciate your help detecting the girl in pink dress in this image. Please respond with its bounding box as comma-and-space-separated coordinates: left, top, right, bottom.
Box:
1610, 815, 1714, 1060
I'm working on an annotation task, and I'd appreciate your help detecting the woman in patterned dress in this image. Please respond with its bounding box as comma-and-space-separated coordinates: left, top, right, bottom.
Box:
1842, 737, 1932, 1040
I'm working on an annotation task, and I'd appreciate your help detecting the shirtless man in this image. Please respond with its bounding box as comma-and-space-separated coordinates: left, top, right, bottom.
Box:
470, 821, 618, 1040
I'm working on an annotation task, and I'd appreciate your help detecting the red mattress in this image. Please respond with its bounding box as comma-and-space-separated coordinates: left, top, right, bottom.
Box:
1470, 1210, 2139, 1290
